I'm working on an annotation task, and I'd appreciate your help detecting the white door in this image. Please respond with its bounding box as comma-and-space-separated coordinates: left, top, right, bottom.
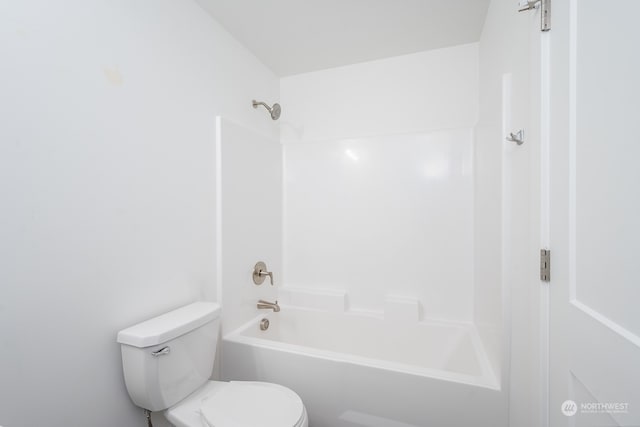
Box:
547, 1, 640, 426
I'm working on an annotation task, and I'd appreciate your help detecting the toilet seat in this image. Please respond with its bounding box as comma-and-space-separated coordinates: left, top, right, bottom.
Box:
165, 380, 307, 427
200, 382, 305, 427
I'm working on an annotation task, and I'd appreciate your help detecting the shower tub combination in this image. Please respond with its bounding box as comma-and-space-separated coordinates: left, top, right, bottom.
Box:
223, 307, 504, 427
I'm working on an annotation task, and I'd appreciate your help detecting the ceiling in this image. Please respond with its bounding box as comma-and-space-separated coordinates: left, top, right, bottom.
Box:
195, 0, 491, 77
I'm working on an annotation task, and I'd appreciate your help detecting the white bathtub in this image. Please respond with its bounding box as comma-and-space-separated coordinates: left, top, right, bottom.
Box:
222, 307, 504, 427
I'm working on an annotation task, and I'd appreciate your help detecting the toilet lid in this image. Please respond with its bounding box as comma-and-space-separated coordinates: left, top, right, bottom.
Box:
200, 381, 304, 427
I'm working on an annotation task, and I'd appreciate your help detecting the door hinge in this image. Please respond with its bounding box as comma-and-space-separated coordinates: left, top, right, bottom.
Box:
540, 249, 551, 282
519, 0, 551, 32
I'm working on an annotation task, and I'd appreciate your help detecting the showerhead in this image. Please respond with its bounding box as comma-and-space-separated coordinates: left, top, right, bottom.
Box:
270, 103, 281, 120
252, 100, 281, 120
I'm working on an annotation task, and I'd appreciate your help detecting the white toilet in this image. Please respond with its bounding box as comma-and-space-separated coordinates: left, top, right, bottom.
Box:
117, 302, 308, 427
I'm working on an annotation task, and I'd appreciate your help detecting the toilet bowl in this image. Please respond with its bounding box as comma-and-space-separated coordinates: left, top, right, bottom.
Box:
165, 380, 308, 427
116, 302, 308, 427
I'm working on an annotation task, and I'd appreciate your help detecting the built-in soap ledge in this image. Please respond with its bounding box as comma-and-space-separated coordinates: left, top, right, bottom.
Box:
384, 295, 421, 323
278, 287, 346, 312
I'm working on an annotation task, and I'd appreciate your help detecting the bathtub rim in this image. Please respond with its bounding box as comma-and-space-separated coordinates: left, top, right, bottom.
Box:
223, 308, 500, 391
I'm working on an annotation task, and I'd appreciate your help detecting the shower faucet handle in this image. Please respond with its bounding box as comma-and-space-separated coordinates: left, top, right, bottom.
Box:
253, 261, 274, 286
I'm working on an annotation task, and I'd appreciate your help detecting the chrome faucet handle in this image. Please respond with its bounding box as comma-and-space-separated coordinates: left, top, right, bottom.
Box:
253, 261, 274, 286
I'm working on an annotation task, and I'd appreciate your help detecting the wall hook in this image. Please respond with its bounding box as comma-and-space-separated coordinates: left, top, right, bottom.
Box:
506, 129, 525, 145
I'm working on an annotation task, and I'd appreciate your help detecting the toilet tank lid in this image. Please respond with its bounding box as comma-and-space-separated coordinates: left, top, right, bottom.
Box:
117, 302, 221, 348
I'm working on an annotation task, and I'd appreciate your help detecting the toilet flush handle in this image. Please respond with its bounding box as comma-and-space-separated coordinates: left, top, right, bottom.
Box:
151, 346, 170, 357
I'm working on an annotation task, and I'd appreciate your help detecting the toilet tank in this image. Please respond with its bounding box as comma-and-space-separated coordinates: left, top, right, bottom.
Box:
117, 302, 221, 411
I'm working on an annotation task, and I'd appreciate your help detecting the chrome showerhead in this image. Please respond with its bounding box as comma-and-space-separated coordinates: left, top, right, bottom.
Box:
269, 103, 281, 120
252, 100, 281, 120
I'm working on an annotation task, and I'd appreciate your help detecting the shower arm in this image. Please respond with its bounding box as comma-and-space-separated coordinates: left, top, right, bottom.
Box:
252, 99, 281, 120
252, 100, 272, 112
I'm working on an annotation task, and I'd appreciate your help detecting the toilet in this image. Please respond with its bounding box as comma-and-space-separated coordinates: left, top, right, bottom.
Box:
116, 302, 308, 427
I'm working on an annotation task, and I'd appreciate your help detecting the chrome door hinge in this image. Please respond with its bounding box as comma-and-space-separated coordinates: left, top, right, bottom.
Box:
519, 0, 551, 32
540, 249, 551, 282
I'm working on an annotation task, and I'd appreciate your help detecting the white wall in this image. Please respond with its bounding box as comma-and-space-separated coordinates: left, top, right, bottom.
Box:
475, 0, 540, 426
280, 44, 478, 321
0, 1, 278, 426
280, 44, 479, 143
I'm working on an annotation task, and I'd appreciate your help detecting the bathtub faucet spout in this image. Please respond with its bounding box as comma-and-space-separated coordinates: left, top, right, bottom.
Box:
257, 300, 280, 312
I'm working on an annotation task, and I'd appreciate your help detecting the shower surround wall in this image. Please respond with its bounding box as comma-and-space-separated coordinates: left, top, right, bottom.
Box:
280, 44, 479, 323
216, 117, 282, 335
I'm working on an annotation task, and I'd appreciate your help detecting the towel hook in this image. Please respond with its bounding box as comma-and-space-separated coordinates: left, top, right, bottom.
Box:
506, 129, 525, 145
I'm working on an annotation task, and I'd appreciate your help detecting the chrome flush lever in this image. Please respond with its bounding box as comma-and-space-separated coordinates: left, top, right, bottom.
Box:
151, 346, 170, 357
253, 261, 274, 286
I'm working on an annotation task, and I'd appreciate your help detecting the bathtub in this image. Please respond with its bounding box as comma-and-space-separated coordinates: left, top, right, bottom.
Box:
222, 307, 505, 427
